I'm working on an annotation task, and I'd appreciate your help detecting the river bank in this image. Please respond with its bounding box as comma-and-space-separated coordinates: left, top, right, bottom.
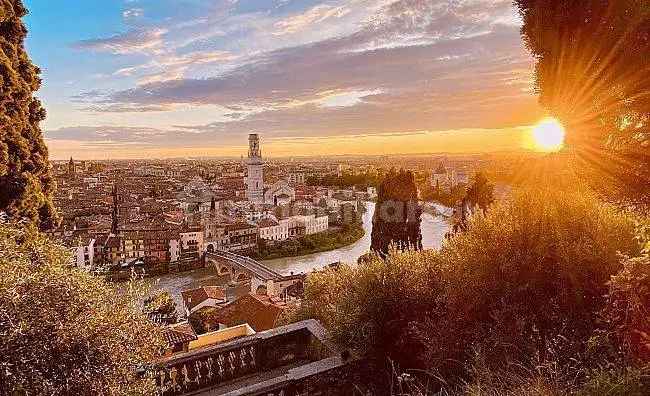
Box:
252, 222, 365, 261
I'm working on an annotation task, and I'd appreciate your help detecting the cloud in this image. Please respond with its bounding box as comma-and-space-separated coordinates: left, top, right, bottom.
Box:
82, 104, 174, 113
273, 4, 351, 35
46, 126, 169, 143
123, 8, 144, 19
72, 28, 167, 55
112, 50, 237, 85
57, 0, 542, 150
105, 22, 530, 111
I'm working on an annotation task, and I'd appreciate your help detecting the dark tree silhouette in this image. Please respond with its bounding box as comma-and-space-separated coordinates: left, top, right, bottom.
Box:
371, 168, 422, 257
516, 0, 650, 203
465, 171, 495, 214
0, 0, 58, 229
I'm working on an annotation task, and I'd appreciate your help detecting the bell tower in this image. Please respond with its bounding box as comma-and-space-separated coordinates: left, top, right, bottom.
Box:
245, 133, 264, 204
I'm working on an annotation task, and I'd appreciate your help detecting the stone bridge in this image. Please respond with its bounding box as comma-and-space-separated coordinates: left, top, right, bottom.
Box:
205, 251, 303, 298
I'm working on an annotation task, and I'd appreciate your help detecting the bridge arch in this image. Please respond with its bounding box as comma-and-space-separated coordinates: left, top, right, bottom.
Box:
205, 250, 302, 298
216, 265, 230, 276
235, 272, 251, 282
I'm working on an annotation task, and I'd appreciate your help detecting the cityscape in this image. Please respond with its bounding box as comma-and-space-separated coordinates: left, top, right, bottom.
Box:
1, 1, 648, 396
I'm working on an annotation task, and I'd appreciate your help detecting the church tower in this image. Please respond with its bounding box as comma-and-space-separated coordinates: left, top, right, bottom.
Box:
245, 133, 264, 204
111, 184, 119, 235
67, 157, 75, 177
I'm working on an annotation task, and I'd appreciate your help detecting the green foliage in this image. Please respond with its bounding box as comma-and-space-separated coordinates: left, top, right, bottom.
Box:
144, 290, 178, 320
306, 171, 380, 189
293, 185, 642, 387
576, 366, 649, 396
189, 307, 218, 335
515, 0, 650, 203
602, 252, 650, 361
420, 182, 467, 207
371, 168, 422, 256
292, 248, 444, 371
426, 187, 639, 372
0, 222, 164, 394
254, 222, 364, 260
460, 356, 649, 396
0, 0, 58, 229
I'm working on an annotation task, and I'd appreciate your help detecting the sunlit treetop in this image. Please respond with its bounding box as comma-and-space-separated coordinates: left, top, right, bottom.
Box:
516, 0, 650, 203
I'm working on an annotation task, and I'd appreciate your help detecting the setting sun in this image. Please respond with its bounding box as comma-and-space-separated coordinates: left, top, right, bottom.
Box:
531, 118, 566, 152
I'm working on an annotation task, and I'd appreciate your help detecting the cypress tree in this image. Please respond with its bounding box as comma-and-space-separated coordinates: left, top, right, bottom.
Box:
371, 168, 422, 257
0, 0, 57, 229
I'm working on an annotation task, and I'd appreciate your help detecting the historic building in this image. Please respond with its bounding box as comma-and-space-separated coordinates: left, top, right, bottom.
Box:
263, 179, 295, 205
244, 133, 264, 204
67, 157, 76, 178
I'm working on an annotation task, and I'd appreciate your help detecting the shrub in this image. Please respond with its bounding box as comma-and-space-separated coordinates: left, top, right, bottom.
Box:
602, 252, 650, 362
423, 187, 640, 374
293, 185, 641, 387
294, 248, 445, 371
0, 222, 164, 394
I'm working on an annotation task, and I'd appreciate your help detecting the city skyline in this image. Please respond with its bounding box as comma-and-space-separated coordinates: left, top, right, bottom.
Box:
24, 0, 545, 160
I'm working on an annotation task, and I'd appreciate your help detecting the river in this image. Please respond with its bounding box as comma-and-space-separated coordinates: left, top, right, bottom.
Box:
261, 202, 450, 274
147, 202, 451, 308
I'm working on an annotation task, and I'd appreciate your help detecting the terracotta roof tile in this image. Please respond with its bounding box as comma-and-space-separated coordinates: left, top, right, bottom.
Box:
202, 293, 285, 332
181, 286, 227, 312
162, 322, 197, 346
257, 218, 279, 228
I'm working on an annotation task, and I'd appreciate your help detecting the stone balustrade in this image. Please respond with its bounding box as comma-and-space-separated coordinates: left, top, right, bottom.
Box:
151, 320, 353, 396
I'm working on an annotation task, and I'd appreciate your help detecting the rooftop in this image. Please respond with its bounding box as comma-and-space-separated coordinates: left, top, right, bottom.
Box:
162, 322, 198, 347
181, 286, 227, 312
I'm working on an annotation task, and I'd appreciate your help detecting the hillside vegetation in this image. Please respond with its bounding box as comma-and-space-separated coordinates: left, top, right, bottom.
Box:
0, 222, 164, 394
291, 186, 649, 394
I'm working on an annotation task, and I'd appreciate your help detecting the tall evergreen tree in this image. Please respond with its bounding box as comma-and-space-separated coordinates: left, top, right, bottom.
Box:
465, 171, 495, 214
0, 0, 57, 229
516, 0, 650, 203
371, 168, 422, 257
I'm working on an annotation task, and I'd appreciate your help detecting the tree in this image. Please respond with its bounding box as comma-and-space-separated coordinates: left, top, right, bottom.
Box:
465, 171, 495, 213
144, 290, 178, 324
371, 168, 422, 257
0, 0, 58, 229
0, 222, 164, 394
515, 0, 650, 203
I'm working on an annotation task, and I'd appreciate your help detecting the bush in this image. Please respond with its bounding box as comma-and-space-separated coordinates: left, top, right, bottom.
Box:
0, 222, 164, 394
144, 290, 178, 323
423, 187, 640, 374
292, 185, 642, 388
293, 248, 445, 372
602, 252, 650, 362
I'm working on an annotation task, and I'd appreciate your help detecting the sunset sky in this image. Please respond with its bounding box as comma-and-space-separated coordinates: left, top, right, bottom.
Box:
24, 0, 545, 159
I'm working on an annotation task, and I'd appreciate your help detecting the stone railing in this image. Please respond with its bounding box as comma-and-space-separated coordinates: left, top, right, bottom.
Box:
151, 320, 350, 396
